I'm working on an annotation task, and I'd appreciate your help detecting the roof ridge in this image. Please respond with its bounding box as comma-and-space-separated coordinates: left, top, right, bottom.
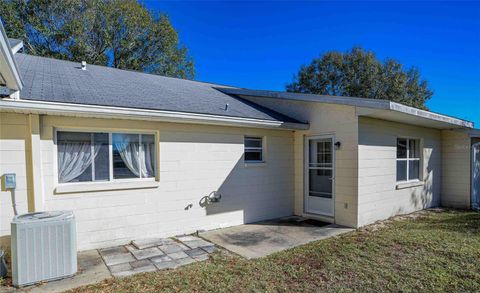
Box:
16, 53, 238, 89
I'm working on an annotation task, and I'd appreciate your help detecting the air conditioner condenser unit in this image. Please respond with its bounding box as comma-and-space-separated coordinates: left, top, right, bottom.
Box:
11, 211, 77, 287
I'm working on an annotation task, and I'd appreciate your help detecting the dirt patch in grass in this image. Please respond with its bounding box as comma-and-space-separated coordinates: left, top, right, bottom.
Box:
64, 209, 480, 292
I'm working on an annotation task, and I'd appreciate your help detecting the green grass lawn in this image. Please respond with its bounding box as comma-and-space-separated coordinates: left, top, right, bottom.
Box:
71, 209, 480, 292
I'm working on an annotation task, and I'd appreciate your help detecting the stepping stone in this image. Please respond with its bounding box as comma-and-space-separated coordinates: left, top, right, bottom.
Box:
185, 248, 207, 258
133, 265, 157, 273
182, 239, 214, 249
112, 270, 137, 278
99, 246, 128, 257
131, 259, 157, 273
154, 260, 178, 270
130, 247, 164, 260
109, 262, 132, 274
102, 252, 136, 266
150, 255, 172, 263
201, 246, 216, 254
167, 251, 189, 260
175, 257, 196, 266
193, 254, 209, 261
132, 238, 174, 249
176, 235, 199, 242
158, 243, 189, 254
130, 259, 153, 269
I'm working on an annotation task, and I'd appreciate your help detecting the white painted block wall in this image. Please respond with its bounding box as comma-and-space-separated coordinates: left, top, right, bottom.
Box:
441, 130, 471, 208
239, 96, 359, 228
39, 116, 295, 250
357, 117, 442, 226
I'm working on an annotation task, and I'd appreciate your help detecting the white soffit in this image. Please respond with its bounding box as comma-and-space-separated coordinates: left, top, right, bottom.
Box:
219, 88, 473, 130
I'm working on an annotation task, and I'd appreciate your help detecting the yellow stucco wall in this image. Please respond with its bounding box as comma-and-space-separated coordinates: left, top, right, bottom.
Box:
0, 112, 32, 248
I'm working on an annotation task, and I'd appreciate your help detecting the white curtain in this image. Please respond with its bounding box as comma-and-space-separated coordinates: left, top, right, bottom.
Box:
114, 136, 155, 178
114, 141, 142, 177
141, 142, 154, 177
58, 142, 101, 183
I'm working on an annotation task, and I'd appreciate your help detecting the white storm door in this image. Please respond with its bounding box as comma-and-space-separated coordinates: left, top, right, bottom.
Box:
305, 136, 335, 217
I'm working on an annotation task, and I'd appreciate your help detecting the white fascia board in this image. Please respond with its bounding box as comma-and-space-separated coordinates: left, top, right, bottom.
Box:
9, 39, 23, 54
389, 102, 473, 128
0, 22, 23, 91
0, 99, 309, 130
219, 88, 473, 129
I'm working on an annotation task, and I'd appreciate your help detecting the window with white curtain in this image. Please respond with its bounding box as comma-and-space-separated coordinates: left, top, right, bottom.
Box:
396, 138, 421, 182
57, 131, 156, 183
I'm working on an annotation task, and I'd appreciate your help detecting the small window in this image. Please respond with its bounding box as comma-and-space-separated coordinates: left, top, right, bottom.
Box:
57, 131, 156, 184
396, 138, 421, 182
244, 136, 264, 163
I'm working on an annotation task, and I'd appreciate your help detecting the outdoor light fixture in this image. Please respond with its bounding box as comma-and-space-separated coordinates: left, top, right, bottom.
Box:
334, 141, 342, 150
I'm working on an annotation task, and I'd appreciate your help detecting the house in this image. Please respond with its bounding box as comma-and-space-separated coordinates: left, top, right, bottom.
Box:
0, 23, 479, 251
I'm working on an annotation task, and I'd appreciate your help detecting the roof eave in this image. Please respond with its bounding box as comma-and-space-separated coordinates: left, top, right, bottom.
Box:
0, 21, 23, 91
0, 98, 309, 130
219, 88, 473, 130
388, 102, 473, 129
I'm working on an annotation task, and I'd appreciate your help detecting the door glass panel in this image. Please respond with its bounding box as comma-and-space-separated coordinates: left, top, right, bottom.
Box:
308, 138, 333, 199
309, 169, 332, 198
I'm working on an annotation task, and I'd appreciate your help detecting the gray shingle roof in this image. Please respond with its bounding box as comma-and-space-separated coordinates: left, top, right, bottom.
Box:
15, 53, 301, 124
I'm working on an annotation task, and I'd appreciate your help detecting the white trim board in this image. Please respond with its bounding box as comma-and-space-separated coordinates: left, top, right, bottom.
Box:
0, 98, 309, 130
219, 88, 473, 129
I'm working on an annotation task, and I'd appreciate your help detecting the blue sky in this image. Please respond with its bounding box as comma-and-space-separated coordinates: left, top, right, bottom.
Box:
142, 1, 480, 126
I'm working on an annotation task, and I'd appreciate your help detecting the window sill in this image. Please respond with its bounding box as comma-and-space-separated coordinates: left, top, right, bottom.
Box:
396, 181, 424, 190
244, 161, 266, 167
55, 180, 160, 194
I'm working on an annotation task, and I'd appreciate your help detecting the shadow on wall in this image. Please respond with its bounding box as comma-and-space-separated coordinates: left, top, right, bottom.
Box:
358, 123, 441, 217
155, 131, 294, 227
409, 157, 436, 211
199, 156, 294, 224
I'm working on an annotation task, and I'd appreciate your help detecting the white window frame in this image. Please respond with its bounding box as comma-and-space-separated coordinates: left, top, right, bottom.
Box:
396, 138, 421, 183
54, 129, 158, 185
244, 136, 265, 163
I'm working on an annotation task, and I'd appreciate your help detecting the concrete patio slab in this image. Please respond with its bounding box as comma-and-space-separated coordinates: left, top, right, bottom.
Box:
27, 250, 112, 293
200, 216, 354, 259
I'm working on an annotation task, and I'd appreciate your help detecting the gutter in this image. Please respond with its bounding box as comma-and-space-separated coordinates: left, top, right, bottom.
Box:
0, 99, 309, 130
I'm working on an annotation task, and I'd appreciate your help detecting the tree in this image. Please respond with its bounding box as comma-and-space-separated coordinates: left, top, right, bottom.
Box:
0, 0, 194, 79
286, 47, 433, 109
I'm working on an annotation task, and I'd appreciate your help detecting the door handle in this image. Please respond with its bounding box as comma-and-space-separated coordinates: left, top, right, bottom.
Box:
329, 177, 335, 181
